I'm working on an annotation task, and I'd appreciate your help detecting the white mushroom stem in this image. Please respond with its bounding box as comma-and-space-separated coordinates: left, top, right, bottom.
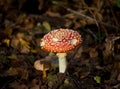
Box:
56, 53, 67, 73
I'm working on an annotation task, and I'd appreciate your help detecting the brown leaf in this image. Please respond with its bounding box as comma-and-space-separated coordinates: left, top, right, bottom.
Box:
95, 12, 103, 22
20, 45, 30, 54
16, 13, 26, 24
16, 32, 25, 39
117, 73, 120, 81
18, 0, 26, 9
4, 28, 13, 37
74, 46, 83, 59
103, 36, 120, 60
64, 13, 75, 19
7, 67, 29, 79
9, 81, 28, 89
89, 48, 98, 58
3, 38, 10, 47
11, 38, 20, 49
45, 11, 61, 17
38, 0, 44, 10
30, 85, 39, 89
7, 67, 18, 76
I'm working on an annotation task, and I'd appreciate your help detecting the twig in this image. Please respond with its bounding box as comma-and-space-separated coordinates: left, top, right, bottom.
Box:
108, 0, 119, 27
63, 6, 118, 29
81, 0, 102, 42
66, 8, 94, 21
53, 3, 118, 29
81, 0, 100, 29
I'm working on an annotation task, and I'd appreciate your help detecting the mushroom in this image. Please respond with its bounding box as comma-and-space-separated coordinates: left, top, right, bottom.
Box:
40, 28, 82, 73
34, 60, 51, 78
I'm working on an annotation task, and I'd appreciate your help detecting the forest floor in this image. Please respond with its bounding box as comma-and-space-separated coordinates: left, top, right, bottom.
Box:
0, 0, 120, 89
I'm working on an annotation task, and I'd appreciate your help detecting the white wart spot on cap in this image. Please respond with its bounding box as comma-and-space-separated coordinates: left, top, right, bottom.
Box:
71, 39, 78, 45
40, 42, 45, 47
52, 38, 59, 42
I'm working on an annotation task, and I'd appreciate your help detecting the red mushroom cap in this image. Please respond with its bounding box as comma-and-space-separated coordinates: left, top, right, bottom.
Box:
40, 28, 82, 53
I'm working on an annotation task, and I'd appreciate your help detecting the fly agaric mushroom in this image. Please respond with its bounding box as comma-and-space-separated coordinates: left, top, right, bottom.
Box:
34, 60, 51, 78
40, 28, 82, 73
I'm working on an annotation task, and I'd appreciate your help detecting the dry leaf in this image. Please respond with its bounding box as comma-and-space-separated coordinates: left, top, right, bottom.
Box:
103, 36, 120, 59
117, 73, 120, 81
3, 38, 10, 46
9, 81, 28, 89
16, 13, 26, 24
25, 23, 34, 30
95, 12, 103, 22
16, 32, 24, 39
89, 48, 98, 58
11, 38, 20, 48
80, 71, 90, 79
11, 37, 30, 53
7, 67, 18, 76
74, 46, 83, 59
20, 45, 30, 54
19, 38, 30, 49
113, 62, 120, 70
64, 13, 75, 19
38, 0, 44, 10
18, 0, 26, 9
4, 28, 13, 37
64, 19, 72, 28
7, 54, 17, 60
7, 67, 28, 79
9, 81, 20, 89
30, 85, 39, 89
42, 21, 51, 31
45, 11, 61, 17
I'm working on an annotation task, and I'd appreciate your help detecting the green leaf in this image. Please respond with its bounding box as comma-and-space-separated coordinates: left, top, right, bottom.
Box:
42, 21, 51, 31
94, 76, 101, 83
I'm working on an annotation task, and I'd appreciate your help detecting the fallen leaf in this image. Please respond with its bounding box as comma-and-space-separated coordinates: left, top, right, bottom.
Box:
4, 28, 13, 37
30, 49, 38, 53
9, 81, 28, 89
3, 38, 10, 46
30, 85, 39, 89
64, 13, 75, 19
42, 21, 51, 31
103, 36, 120, 60
11, 38, 20, 48
94, 76, 101, 83
16, 32, 24, 39
45, 11, 61, 17
19, 38, 30, 49
7, 54, 17, 60
16, 13, 26, 24
89, 48, 98, 58
20, 45, 30, 54
7, 67, 28, 80
117, 73, 120, 81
